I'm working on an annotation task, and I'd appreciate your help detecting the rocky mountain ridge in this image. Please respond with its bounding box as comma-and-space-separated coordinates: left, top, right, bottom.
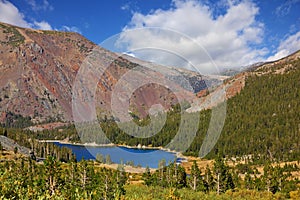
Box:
0, 22, 214, 123
1, 21, 299, 124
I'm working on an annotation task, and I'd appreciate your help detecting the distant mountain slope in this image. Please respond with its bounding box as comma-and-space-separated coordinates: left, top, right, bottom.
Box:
121, 54, 226, 93
185, 50, 300, 160
0, 22, 219, 123
0, 22, 94, 122
188, 50, 300, 112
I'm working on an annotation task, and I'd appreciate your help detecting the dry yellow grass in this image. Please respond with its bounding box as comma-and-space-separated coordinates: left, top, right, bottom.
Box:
0, 150, 25, 160
181, 156, 300, 180
181, 156, 213, 174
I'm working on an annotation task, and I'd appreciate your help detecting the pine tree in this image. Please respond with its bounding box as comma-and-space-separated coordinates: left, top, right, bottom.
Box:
226, 172, 235, 191
176, 165, 187, 188
262, 162, 273, 193
158, 158, 166, 185
114, 165, 127, 198
14, 146, 18, 154
44, 156, 61, 196
79, 159, 89, 190
205, 165, 214, 192
189, 160, 203, 191
143, 166, 152, 186
66, 155, 79, 198
213, 156, 233, 194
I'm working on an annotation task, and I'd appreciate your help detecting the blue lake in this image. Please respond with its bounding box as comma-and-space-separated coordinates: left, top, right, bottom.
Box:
53, 142, 177, 168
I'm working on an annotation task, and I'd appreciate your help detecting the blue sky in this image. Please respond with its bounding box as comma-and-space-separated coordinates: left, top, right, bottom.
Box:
0, 0, 299, 73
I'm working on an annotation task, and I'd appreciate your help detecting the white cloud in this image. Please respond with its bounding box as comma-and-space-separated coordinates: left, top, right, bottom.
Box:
0, 0, 31, 28
121, 3, 130, 11
120, 1, 139, 13
118, 0, 267, 74
0, 0, 78, 33
27, 0, 53, 11
34, 21, 52, 30
275, 0, 300, 17
267, 31, 300, 61
0, 0, 53, 30
61, 26, 82, 34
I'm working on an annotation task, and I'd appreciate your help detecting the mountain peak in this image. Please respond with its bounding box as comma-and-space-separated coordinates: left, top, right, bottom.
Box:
0, 22, 209, 123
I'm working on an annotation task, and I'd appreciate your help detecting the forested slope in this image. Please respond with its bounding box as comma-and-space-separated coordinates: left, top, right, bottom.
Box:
99, 55, 300, 163
187, 56, 300, 161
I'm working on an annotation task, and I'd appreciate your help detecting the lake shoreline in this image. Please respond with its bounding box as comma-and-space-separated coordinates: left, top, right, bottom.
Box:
40, 139, 188, 163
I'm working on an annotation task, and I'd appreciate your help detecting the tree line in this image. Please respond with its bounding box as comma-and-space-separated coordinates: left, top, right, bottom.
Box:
142, 156, 300, 198
0, 156, 127, 199
1, 154, 299, 199
0, 127, 73, 162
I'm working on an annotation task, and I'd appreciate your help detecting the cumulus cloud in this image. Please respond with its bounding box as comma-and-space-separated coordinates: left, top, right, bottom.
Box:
118, 0, 267, 74
34, 21, 52, 30
267, 31, 300, 61
0, 0, 79, 33
0, 0, 78, 32
0, 0, 52, 30
0, 0, 31, 28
